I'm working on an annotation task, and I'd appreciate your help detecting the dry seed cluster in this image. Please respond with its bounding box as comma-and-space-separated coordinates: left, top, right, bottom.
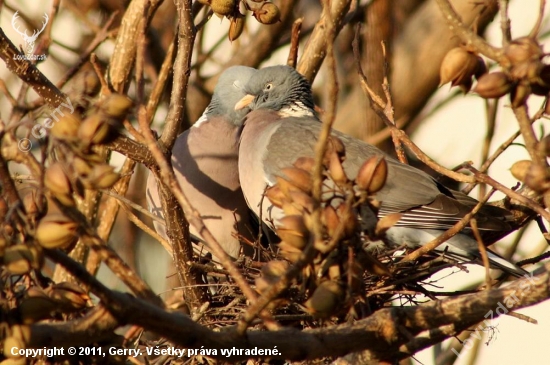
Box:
37, 93, 132, 249
1, 87, 132, 363
256, 136, 392, 318
198, 0, 281, 41
440, 37, 550, 108
510, 135, 550, 207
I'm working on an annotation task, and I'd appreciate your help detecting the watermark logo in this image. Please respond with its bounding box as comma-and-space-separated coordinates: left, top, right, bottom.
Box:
18, 97, 75, 152
11, 11, 48, 61
452, 271, 540, 358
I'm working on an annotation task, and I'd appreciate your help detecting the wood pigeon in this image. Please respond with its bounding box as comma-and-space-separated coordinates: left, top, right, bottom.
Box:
146, 66, 259, 259
235, 65, 527, 277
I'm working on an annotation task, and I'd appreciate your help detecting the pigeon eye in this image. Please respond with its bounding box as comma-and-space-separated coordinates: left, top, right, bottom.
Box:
264, 83, 273, 91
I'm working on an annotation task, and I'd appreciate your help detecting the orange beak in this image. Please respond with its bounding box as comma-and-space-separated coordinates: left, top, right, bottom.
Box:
234, 94, 255, 111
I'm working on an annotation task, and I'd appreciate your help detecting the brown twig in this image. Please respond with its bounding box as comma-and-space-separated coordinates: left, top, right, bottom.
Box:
498, 0, 511, 45
108, 0, 164, 92
401, 190, 493, 263
55, 12, 119, 91
529, 0, 546, 38
464, 165, 550, 222
0, 27, 67, 107
287, 18, 303, 68
297, 0, 352, 82
159, 0, 195, 149
29, 250, 550, 362
116, 198, 172, 255
352, 28, 474, 182
513, 105, 546, 166
471, 218, 492, 288
434, 0, 504, 64
478, 99, 499, 198
463, 120, 522, 195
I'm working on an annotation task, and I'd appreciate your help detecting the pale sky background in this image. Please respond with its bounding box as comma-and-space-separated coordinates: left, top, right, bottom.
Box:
1, 1, 549, 364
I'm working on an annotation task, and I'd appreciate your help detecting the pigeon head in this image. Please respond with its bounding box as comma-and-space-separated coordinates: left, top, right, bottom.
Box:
235, 65, 315, 117
202, 66, 257, 126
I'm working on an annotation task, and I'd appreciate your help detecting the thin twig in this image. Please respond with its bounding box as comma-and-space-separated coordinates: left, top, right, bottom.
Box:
529, 0, 546, 38
401, 189, 493, 263
498, 0, 511, 45
471, 218, 492, 289
287, 18, 303, 68
434, 0, 505, 64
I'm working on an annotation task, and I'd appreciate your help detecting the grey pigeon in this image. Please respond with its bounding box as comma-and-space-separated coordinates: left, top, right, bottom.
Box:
235, 65, 527, 277
146, 66, 258, 259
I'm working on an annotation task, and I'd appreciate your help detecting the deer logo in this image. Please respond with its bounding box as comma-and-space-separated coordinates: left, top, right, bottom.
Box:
11, 11, 49, 56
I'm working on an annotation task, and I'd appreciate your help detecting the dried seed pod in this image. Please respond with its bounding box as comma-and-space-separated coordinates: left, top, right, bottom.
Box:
210, 0, 235, 16
82, 164, 120, 189
473, 72, 513, 99
293, 157, 315, 173
3, 325, 31, 359
305, 280, 344, 318
19, 287, 57, 324
263, 259, 289, 277
73, 156, 93, 177
276, 215, 309, 250
323, 205, 340, 237
228, 14, 245, 41
328, 263, 341, 280
35, 214, 78, 249
544, 191, 550, 209
510, 82, 531, 108
275, 175, 302, 198
531, 63, 550, 95
504, 37, 543, 65
50, 114, 80, 140
539, 65, 550, 87
510, 60, 542, 82
524, 163, 550, 192
0, 237, 6, 258
78, 114, 112, 145
531, 81, 550, 96
336, 203, 357, 237
375, 212, 403, 236
539, 135, 550, 157
280, 167, 312, 193
253, 2, 280, 24
264, 185, 287, 208
288, 190, 315, 212
49, 284, 89, 311
510, 160, 532, 182
474, 57, 488, 79
23, 190, 46, 220
323, 136, 346, 166
26, 244, 43, 271
278, 241, 302, 263
77, 68, 101, 97
1, 356, 27, 364
439, 47, 480, 92
4, 245, 33, 275
0, 197, 7, 221
282, 200, 304, 216
328, 153, 347, 185
256, 260, 289, 292
44, 162, 74, 206
356, 156, 387, 193
98, 94, 133, 119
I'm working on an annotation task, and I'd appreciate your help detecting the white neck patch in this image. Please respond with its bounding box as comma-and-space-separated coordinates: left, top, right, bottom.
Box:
193, 111, 209, 128
278, 102, 315, 118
